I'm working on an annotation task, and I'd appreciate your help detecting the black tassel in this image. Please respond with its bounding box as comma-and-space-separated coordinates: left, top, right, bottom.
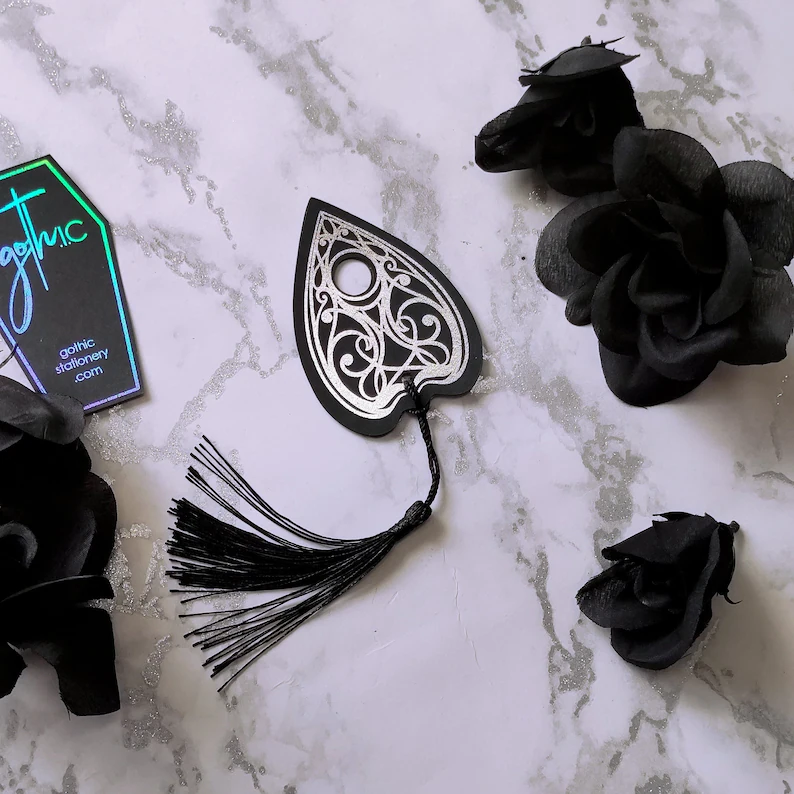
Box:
167, 379, 440, 690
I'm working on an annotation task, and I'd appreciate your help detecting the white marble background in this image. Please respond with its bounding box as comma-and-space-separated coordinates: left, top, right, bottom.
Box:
0, 0, 793, 791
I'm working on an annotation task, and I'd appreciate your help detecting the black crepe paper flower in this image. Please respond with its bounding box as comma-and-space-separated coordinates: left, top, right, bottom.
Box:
577, 512, 738, 670
475, 37, 643, 196
0, 377, 119, 715
536, 126, 794, 406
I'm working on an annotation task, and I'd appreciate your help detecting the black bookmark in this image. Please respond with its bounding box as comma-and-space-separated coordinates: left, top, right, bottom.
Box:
167, 200, 482, 690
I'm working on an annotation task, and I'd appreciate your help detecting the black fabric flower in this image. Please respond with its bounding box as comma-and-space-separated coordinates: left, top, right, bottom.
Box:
475, 37, 642, 196
0, 377, 119, 715
577, 512, 738, 669
536, 127, 794, 405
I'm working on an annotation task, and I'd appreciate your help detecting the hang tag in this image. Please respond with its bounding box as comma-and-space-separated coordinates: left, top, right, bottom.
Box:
0, 156, 142, 412
294, 199, 482, 436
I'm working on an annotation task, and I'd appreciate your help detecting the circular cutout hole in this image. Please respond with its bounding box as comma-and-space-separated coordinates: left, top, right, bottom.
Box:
333, 257, 373, 296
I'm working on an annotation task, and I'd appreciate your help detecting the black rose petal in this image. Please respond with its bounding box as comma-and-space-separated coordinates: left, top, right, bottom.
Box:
638, 314, 739, 381
710, 520, 739, 596
627, 249, 696, 315
0, 575, 114, 633
591, 253, 639, 353
474, 98, 558, 173
0, 376, 89, 503
24, 506, 97, 583
576, 563, 664, 629
565, 276, 599, 325
577, 513, 738, 670
591, 68, 645, 133
662, 298, 702, 341
720, 161, 794, 269
543, 143, 615, 197
0, 438, 92, 505
0, 573, 118, 716
75, 473, 118, 576
0, 522, 37, 567
605, 512, 720, 564
633, 566, 684, 612
722, 269, 794, 365
0, 378, 84, 447
543, 70, 647, 197
0, 523, 37, 599
655, 202, 722, 274
521, 38, 638, 85
1, 576, 116, 715
25, 473, 118, 583
702, 211, 753, 325
613, 127, 726, 212
476, 39, 641, 195
0, 423, 22, 452
0, 642, 25, 697
599, 346, 709, 406
536, 191, 623, 297
515, 82, 569, 111
16, 607, 119, 716
567, 199, 637, 275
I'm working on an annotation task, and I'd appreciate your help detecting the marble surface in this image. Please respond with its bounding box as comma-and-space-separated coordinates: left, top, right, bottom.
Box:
1, 0, 794, 791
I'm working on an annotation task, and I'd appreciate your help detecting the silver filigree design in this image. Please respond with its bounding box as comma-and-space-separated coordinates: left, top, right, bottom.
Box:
302, 211, 468, 420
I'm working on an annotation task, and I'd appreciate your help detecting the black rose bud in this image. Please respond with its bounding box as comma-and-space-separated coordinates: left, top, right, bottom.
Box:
475, 37, 642, 196
577, 513, 738, 669
536, 127, 794, 406
0, 377, 119, 715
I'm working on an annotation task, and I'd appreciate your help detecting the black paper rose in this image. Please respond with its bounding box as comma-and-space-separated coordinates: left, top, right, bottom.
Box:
475, 37, 643, 196
577, 512, 738, 669
0, 377, 120, 715
536, 127, 794, 405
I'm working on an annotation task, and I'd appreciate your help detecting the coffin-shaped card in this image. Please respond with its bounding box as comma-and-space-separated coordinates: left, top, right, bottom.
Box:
0, 156, 141, 411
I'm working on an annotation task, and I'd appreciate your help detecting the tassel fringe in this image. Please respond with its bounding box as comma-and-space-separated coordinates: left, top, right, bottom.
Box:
167, 379, 439, 690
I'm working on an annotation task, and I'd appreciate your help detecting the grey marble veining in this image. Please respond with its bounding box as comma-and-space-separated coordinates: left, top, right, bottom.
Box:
0, 0, 793, 791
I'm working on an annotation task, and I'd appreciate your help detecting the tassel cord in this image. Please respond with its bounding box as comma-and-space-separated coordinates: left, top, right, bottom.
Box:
206, 539, 396, 688
192, 438, 349, 546
167, 376, 440, 689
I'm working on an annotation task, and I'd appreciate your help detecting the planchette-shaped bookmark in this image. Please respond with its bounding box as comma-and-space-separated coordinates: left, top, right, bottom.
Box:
167, 200, 482, 689
294, 199, 482, 435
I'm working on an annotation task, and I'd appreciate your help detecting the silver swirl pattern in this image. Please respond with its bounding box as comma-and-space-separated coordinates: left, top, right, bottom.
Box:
302, 211, 468, 420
